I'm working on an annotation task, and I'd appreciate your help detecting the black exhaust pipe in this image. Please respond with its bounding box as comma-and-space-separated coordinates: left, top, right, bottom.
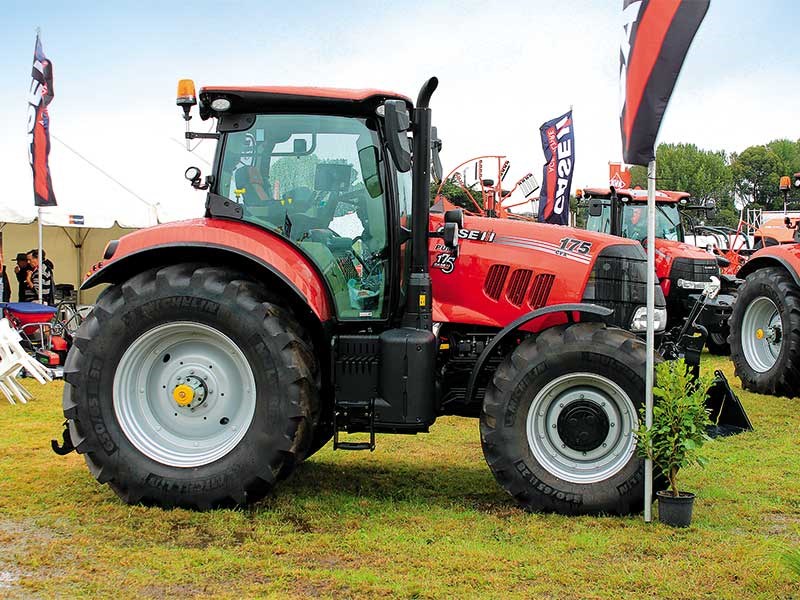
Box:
403, 77, 438, 331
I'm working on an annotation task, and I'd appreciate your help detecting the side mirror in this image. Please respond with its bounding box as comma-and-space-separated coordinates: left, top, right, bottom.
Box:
444, 208, 464, 228
442, 222, 459, 249
358, 145, 383, 198
588, 199, 603, 217
383, 100, 412, 173
431, 126, 443, 182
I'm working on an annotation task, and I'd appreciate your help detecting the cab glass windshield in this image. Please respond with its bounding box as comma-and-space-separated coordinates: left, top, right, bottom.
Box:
621, 203, 683, 242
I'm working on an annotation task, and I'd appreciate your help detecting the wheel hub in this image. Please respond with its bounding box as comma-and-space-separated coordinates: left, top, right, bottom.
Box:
557, 401, 610, 452
172, 375, 208, 409
113, 322, 257, 468
742, 297, 782, 373
526, 372, 637, 484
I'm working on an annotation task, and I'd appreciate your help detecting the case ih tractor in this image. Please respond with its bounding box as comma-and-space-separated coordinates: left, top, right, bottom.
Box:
57, 77, 673, 515
728, 173, 800, 397
579, 187, 736, 355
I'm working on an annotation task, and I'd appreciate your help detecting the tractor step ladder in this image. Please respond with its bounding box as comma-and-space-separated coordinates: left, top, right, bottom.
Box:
332, 398, 376, 451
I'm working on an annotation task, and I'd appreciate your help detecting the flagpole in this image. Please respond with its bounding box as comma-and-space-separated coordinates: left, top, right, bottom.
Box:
644, 158, 656, 522
37, 208, 43, 304
35, 25, 43, 305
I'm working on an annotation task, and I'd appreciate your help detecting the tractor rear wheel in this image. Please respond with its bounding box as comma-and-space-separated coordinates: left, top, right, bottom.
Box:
63, 264, 319, 508
480, 323, 652, 515
729, 267, 800, 397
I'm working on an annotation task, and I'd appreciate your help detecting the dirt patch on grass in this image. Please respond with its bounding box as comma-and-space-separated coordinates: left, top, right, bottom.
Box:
0, 518, 63, 596
763, 512, 800, 543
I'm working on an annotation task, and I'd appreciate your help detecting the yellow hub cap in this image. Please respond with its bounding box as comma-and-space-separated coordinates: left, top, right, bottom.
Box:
173, 384, 195, 406
755, 328, 765, 340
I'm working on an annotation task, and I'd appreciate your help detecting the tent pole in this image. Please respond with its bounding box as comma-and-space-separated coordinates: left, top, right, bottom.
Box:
37, 208, 43, 304
644, 159, 656, 523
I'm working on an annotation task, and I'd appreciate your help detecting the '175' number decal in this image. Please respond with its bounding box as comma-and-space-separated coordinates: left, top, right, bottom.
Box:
559, 237, 592, 255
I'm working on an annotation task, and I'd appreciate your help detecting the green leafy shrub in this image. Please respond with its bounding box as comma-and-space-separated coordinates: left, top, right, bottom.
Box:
784, 548, 800, 577
636, 359, 714, 497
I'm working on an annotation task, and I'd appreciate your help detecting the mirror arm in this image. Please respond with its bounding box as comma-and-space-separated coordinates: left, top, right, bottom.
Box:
185, 132, 220, 140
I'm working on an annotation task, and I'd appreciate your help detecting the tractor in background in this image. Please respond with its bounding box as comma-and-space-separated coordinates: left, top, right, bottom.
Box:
578, 187, 737, 355
56, 77, 680, 516
728, 173, 800, 397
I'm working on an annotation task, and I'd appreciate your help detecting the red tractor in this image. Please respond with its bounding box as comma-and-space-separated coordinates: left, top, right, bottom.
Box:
728, 173, 800, 397
579, 187, 736, 355
58, 78, 671, 515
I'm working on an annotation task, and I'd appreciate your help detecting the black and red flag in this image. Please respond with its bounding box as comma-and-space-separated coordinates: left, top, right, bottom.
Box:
27, 33, 57, 207
619, 0, 709, 166
537, 110, 574, 225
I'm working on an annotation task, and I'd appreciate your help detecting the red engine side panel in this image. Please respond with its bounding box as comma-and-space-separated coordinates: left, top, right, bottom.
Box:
429, 213, 632, 329
92, 218, 333, 321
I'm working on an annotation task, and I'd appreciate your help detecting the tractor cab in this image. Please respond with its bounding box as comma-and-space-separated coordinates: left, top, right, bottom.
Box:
187, 85, 419, 322
580, 187, 689, 242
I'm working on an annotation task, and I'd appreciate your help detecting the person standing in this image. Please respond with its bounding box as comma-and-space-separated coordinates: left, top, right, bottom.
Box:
26, 249, 53, 304
14, 253, 32, 302
0, 255, 10, 303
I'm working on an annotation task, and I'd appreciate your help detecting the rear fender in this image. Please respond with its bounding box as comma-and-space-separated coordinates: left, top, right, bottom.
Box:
82, 219, 334, 322
464, 303, 613, 406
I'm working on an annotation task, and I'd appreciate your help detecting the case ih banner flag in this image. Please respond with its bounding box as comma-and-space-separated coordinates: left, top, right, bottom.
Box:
537, 110, 574, 225
619, 0, 709, 166
27, 34, 57, 207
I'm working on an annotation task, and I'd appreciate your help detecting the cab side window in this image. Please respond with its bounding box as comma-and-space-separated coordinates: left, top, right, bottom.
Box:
218, 115, 389, 319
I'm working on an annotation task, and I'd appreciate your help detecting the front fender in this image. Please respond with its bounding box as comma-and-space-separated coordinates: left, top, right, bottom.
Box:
464, 303, 613, 406
83, 218, 334, 321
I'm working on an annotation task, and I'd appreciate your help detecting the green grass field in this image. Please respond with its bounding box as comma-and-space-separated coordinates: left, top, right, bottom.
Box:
1, 355, 798, 599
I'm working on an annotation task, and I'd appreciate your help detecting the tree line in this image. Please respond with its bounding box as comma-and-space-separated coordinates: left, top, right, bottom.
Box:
629, 139, 800, 227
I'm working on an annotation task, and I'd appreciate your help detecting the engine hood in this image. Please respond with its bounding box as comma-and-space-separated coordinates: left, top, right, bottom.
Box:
429, 212, 657, 330
653, 238, 712, 260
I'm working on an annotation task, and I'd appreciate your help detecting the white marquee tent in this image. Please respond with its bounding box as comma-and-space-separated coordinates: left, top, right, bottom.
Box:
1, 124, 211, 304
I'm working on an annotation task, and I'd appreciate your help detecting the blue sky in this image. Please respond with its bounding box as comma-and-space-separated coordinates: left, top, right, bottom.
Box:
1, 0, 798, 218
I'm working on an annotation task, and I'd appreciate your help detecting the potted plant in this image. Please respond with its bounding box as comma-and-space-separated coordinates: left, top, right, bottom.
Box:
636, 359, 713, 527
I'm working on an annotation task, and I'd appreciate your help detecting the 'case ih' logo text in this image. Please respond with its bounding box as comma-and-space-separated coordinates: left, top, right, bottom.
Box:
545, 115, 574, 217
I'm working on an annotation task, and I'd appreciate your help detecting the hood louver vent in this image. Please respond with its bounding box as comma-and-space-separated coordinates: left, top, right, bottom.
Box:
529, 273, 555, 309
506, 269, 533, 306
484, 265, 510, 300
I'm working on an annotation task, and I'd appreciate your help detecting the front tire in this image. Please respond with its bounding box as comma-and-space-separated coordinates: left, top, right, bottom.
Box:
706, 331, 730, 355
63, 264, 319, 508
729, 267, 800, 397
480, 323, 652, 515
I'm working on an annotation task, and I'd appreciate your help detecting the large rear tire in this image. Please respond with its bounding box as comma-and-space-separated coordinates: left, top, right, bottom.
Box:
63, 264, 319, 508
480, 323, 653, 515
729, 267, 800, 397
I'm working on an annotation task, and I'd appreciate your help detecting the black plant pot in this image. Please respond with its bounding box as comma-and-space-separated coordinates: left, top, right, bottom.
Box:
656, 491, 695, 527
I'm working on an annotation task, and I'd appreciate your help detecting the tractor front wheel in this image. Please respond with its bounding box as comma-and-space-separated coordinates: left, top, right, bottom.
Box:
63, 264, 319, 508
729, 267, 800, 397
480, 323, 651, 515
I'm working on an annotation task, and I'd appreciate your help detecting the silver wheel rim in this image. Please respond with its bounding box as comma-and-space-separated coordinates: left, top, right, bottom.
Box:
526, 372, 638, 484
741, 296, 782, 373
113, 322, 257, 468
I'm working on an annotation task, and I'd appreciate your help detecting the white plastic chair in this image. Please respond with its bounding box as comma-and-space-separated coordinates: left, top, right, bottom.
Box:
0, 318, 53, 404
